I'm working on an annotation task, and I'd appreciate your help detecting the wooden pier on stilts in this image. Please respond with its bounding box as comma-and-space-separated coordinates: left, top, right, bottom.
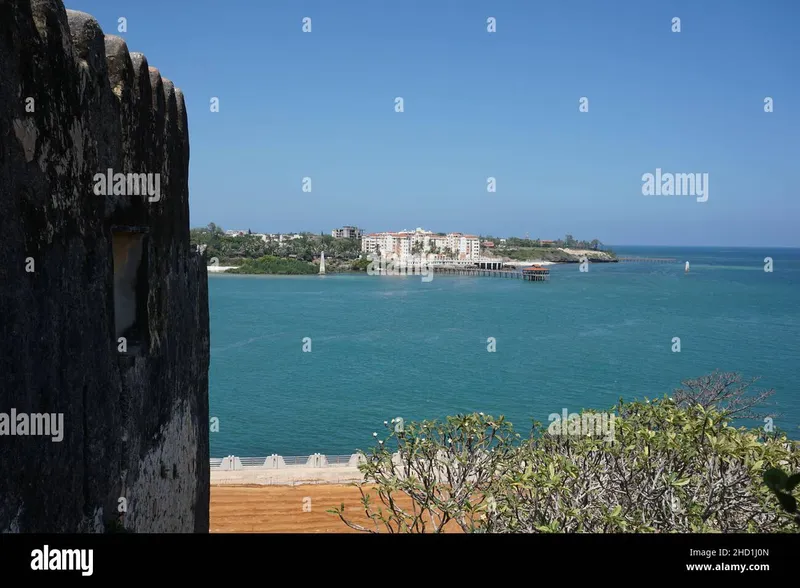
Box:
432, 265, 550, 281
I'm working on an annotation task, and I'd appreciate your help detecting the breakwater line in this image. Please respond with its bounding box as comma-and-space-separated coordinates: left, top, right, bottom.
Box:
211, 454, 363, 470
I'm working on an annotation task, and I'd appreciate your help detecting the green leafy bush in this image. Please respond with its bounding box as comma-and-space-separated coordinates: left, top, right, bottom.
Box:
331, 372, 800, 533
763, 467, 800, 526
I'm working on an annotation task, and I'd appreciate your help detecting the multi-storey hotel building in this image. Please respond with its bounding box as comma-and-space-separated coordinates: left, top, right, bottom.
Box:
361, 228, 481, 261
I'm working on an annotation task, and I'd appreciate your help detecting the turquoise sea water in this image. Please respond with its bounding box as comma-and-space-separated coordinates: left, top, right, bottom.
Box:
208, 247, 800, 457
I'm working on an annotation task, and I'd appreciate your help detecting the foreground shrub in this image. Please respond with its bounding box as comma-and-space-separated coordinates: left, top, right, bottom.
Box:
331, 372, 800, 533
763, 467, 800, 526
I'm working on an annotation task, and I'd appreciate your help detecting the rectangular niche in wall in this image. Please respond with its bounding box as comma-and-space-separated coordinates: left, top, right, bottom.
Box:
111, 227, 149, 354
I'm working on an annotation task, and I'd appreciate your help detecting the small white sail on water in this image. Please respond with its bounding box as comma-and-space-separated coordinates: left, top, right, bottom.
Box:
685, 261, 690, 273
319, 251, 326, 275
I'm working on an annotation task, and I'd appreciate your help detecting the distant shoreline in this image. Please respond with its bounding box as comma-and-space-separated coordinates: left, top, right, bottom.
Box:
207, 262, 562, 274
205, 250, 621, 275
205, 259, 606, 274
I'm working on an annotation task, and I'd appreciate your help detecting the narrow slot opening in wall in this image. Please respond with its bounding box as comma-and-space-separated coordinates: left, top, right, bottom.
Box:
112, 229, 149, 354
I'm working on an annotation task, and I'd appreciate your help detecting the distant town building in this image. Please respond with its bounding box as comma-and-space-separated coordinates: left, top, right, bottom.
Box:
540, 240, 556, 246
224, 230, 247, 237
482, 240, 495, 248
257, 233, 304, 243
332, 226, 363, 239
362, 228, 480, 260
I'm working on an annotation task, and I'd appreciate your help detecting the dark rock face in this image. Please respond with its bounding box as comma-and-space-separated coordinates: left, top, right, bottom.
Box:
0, 0, 209, 532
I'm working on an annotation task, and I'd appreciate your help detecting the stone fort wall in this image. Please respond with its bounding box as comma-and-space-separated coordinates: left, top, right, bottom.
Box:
0, 0, 210, 532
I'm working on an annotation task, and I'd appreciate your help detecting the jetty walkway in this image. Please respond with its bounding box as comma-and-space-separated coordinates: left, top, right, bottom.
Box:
432, 265, 550, 281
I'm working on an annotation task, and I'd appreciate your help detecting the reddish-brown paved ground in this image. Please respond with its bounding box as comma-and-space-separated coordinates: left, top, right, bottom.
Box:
210, 484, 464, 533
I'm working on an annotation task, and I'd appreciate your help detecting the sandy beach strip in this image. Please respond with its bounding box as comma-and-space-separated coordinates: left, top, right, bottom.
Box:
207, 266, 239, 272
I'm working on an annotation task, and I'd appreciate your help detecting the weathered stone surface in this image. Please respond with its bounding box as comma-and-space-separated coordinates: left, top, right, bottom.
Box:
0, 0, 209, 532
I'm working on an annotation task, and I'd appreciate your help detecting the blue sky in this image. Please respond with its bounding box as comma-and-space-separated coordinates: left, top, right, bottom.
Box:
71, 0, 799, 246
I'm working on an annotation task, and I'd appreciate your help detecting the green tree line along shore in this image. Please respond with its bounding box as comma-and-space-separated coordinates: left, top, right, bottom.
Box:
481, 234, 616, 262
191, 224, 616, 274
192, 223, 361, 274
332, 372, 800, 533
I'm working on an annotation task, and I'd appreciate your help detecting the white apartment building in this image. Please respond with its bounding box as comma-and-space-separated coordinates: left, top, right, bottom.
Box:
331, 226, 363, 239
447, 232, 480, 260
361, 228, 480, 260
